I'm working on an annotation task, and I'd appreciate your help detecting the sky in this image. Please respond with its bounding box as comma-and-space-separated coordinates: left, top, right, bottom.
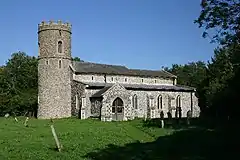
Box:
0, 0, 217, 70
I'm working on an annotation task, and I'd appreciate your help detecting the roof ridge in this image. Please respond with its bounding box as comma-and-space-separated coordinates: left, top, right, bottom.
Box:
75, 61, 128, 68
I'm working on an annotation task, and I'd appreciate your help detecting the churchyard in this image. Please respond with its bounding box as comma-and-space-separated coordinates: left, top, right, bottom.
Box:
0, 117, 236, 160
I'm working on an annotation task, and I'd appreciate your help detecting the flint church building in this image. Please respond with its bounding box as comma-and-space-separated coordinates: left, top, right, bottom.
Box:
37, 20, 200, 121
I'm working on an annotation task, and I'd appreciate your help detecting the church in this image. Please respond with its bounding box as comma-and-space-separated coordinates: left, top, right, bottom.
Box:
37, 20, 200, 121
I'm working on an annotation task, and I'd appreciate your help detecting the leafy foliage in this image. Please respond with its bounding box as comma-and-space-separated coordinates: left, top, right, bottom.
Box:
195, 0, 240, 45
0, 52, 38, 116
72, 57, 84, 62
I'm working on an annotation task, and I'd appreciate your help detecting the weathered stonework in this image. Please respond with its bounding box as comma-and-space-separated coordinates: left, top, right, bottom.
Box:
71, 81, 85, 117
37, 20, 200, 121
37, 21, 72, 119
101, 83, 133, 121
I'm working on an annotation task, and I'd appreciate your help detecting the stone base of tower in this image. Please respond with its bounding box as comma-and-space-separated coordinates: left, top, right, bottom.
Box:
37, 107, 71, 119
37, 102, 72, 119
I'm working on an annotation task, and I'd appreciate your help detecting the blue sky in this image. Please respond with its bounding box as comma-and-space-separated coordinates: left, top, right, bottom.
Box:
0, 0, 217, 70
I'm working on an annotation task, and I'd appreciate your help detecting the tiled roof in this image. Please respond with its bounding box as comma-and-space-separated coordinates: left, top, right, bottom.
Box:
91, 86, 111, 97
82, 82, 195, 94
73, 61, 176, 78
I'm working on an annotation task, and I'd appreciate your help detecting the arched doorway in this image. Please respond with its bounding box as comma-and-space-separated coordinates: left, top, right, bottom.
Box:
112, 97, 124, 121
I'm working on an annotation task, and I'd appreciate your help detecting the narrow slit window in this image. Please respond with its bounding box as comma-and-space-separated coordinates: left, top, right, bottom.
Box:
132, 94, 138, 109
58, 41, 63, 53
158, 95, 163, 109
59, 60, 62, 68
125, 78, 127, 82
92, 76, 94, 80
142, 79, 144, 83
46, 60, 49, 65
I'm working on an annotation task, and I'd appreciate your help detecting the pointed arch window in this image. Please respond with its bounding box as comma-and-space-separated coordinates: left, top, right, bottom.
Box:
176, 95, 181, 108
157, 95, 163, 109
58, 41, 63, 53
132, 94, 138, 109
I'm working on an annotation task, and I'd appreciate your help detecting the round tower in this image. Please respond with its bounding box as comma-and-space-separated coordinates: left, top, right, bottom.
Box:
37, 20, 72, 119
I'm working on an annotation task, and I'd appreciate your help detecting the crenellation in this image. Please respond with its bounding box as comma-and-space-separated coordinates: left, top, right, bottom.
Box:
38, 20, 72, 33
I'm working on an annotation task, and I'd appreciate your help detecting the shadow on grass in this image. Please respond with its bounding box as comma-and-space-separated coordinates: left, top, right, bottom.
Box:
142, 117, 215, 129
83, 120, 238, 160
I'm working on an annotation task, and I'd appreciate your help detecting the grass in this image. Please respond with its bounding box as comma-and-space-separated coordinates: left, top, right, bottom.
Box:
0, 117, 173, 160
0, 117, 238, 160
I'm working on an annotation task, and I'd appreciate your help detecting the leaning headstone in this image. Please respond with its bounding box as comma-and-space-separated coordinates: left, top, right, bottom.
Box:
14, 117, 18, 122
50, 119, 62, 152
4, 113, 10, 118
160, 111, 164, 128
187, 110, 192, 126
24, 117, 29, 127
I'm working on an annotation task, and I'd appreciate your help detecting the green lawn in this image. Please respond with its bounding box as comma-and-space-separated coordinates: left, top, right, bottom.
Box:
0, 117, 173, 160
0, 117, 238, 160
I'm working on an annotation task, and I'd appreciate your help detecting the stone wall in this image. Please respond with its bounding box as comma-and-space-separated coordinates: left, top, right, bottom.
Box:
38, 21, 72, 119
90, 97, 103, 118
101, 84, 133, 121
82, 87, 199, 121
74, 73, 174, 85
38, 58, 72, 119
129, 90, 199, 119
84, 89, 102, 118
71, 81, 86, 117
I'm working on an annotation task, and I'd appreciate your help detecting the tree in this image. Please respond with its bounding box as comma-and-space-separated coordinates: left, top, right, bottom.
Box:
165, 61, 207, 88
0, 52, 38, 116
72, 57, 84, 62
195, 0, 240, 45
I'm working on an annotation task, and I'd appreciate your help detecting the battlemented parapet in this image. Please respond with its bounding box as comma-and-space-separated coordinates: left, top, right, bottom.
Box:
38, 20, 72, 33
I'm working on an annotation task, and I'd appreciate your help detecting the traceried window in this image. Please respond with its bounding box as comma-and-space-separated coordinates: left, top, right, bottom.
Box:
58, 41, 63, 53
176, 95, 181, 107
157, 95, 163, 109
132, 94, 138, 109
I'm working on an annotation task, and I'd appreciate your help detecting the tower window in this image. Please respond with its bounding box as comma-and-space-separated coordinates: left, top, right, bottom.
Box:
125, 78, 127, 82
46, 60, 49, 65
142, 79, 143, 83
58, 41, 63, 53
155, 80, 157, 83
111, 77, 113, 81
59, 60, 62, 68
92, 76, 94, 80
